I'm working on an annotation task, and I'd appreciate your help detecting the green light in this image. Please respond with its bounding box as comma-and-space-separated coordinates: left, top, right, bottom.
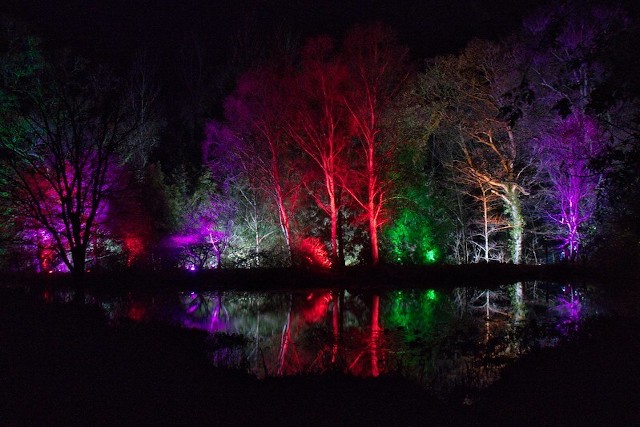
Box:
383, 186, 445, 265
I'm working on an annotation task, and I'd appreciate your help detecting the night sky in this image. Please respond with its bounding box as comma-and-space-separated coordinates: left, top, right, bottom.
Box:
1, 0, 543, 65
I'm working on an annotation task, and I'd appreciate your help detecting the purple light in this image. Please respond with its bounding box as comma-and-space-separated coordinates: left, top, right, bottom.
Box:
555, 285, 582, 335
540, 112, 603, 260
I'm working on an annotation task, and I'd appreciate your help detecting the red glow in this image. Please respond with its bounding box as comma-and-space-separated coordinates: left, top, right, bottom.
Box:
127, 302, 146, 321
370, 294, 381, 377
42, 290, 52, 303
297, 237, 332, 269
123, 235, 145, 266
302, 291, 332, 323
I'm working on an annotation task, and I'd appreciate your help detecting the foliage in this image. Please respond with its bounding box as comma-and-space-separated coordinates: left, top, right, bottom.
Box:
383, 185, 447, 264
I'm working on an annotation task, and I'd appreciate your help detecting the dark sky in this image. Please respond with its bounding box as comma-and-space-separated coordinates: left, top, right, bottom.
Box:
1, 0, 544, 65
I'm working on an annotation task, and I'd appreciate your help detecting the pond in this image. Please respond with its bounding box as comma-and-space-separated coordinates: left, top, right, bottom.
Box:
36, 280, 604, 398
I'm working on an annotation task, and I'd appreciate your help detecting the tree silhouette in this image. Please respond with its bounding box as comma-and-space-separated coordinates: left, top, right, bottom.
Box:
0, 42, 154, 277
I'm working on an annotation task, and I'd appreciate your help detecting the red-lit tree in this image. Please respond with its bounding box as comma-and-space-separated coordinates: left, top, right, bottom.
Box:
338, 24, 411, 377
285, 37, 350, 266
340, 23, 410, 266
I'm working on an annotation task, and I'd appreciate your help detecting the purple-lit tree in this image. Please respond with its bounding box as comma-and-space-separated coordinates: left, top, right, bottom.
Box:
0, 48, 154, 278
170, 168, 234, 270
523, 3, 628, 260
537, 113, 603, 260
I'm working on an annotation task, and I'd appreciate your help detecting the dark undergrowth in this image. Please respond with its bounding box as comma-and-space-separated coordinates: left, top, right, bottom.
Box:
1, 262, 627, 294
1, 284, 638, 426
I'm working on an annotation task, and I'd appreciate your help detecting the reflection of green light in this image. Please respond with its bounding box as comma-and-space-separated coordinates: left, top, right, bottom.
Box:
387, 290, 440, 334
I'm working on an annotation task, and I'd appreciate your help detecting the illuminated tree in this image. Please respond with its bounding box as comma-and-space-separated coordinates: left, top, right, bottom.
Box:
523, 4, 628, 261
339, 23, 410, 265
536, 113, 604, 260
285, 37, 350, 266
168, 168, 234, 270
384, 186, 445, 264
224, 64, 302, 264
0, 39, 155, 277
416, 40, 532, 264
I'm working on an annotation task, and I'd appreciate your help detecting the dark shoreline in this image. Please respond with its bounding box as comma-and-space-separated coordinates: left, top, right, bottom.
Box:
2, 262, 632, 295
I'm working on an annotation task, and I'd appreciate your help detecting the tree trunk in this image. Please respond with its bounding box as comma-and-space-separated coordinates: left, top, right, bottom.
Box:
504, 187, 524, 264
370, 294, 380, 377
331, 290, 340, 365
278, 295, 294, 376
511, 282, 525, 323
70, 244, 86, 280
482, 186, 490, 263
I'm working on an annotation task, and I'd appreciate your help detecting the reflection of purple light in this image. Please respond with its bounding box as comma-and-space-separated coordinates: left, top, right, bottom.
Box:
555, 288, 582, 335
558, 297, 581, 321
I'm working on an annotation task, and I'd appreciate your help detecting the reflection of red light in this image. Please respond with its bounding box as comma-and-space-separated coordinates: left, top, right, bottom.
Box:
124, 235, 144, 266
302, 292, 332, 322
128, 303, 146, 321
42, 290, 52, 303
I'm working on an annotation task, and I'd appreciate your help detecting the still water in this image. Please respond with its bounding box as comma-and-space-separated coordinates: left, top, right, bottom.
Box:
41, 282, 600, 397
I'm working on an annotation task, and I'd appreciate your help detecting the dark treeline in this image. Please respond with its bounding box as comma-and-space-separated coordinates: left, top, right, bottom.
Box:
1, 1, 639, 278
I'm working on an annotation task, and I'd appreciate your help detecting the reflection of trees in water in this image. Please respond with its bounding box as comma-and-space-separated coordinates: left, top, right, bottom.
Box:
554, 284, 589, 337
381, 283, 589, 399
85, 283, 597, 398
